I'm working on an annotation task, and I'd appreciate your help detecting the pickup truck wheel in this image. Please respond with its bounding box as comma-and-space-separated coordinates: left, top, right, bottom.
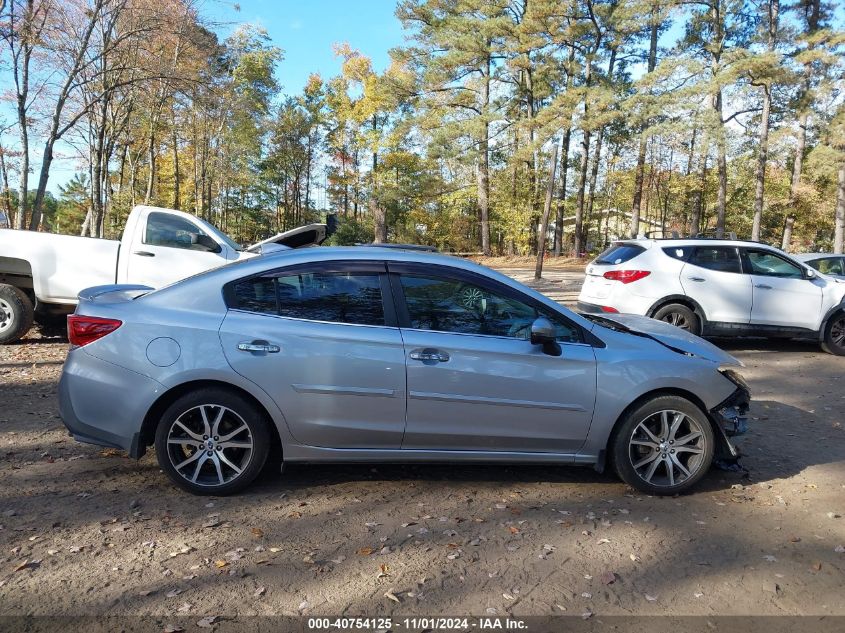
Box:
821, 312, 845, 356
0, 284, 35, 345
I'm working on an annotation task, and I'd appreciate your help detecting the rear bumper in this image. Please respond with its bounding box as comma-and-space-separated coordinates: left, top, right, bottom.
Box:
576, 301, 606, 314
58, 349, 165, 458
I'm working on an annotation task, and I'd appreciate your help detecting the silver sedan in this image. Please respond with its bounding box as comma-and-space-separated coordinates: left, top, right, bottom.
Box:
58, 247, 750, 495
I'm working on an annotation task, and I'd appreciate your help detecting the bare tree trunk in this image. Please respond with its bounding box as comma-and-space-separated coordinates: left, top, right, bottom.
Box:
751, 0, 778, 242
0, 146, 14, 228
172, 125, 180, 209
535, 137, 561, 279
835, 161, 845, 254
751, 84, 771, 242
553, 125, 572, 255
630, 6, 659, 238
477, 49, 491, 255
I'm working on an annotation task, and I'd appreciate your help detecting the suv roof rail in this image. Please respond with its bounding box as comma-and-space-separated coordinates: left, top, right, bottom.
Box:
694, 230, 737, 240
643, 230, 681, 239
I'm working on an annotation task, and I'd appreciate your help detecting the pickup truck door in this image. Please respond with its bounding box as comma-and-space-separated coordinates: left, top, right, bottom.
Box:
125, 211, 231, 288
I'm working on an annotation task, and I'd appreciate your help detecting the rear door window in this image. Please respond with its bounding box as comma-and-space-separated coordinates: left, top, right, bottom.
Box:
689, 247, 742, 274
230, 271, 385, 325
594, 243, 646, 265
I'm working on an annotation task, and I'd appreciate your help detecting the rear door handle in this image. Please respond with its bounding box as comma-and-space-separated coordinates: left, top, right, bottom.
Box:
687, 276, 705, 282
409, 348, 450, 363
755, 284, 773, 290
134, 250, 155, 257
238, 341, 280, 354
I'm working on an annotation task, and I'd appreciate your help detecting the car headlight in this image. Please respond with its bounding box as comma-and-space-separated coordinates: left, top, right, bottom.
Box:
719, 367, 749, 392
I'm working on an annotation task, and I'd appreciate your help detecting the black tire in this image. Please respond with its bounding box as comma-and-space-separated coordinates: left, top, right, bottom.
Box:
0, 284, 35, 345
610, 395, 715, 496
154, 388, 271, 495
821, 311, 845, 356
652, 303, 700, 335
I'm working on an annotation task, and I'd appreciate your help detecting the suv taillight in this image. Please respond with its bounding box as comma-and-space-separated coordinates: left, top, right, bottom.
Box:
67, 315, 122, 347
603, 270, 651, 284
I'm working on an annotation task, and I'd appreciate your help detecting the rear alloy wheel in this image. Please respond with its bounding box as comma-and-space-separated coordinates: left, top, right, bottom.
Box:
822, 312, 845, 356
0, 284, 35, 345
652, 303, 700, 335
155, 389, 270, 495
612, 395, 715, 495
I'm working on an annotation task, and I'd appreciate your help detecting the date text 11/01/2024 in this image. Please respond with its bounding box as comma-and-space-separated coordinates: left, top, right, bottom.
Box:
307, 617, 528, 630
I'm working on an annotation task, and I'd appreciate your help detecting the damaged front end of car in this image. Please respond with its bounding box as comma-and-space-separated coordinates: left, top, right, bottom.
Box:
710, 368, 751, 463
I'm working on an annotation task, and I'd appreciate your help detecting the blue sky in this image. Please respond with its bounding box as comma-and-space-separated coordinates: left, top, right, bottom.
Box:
207, 0, 405, 94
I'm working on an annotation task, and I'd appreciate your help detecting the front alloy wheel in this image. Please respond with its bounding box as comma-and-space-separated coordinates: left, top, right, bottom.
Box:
155, 389, 270, 495
822, 312, 845, 356
612, 395, 715, 495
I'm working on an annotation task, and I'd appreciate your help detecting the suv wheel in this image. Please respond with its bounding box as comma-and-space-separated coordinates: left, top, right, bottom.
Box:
154, 388, 271, 495
0, 284, 35, 345
611, 395, 715, 495
652, 303, 700, 335
821, 312, 845, 356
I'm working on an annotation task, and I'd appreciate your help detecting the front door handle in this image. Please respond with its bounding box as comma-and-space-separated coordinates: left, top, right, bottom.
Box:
409, 348, 450, 363
134, 250, 155, 257
755, 283, 773, 290
238, 340, 280, 354
687, 276, 705, 282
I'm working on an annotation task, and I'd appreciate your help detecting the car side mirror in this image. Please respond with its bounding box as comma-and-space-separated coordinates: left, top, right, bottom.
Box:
805, 267, 816, 279
530, 317, 562, 357
194, 233, 222, 254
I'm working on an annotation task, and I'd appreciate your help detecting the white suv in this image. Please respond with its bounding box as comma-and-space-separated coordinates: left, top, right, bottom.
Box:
577, 238, 845, 355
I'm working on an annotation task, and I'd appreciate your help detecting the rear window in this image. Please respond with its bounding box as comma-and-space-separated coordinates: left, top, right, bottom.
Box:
690, 247, 742, 274
595, 243, 645, 265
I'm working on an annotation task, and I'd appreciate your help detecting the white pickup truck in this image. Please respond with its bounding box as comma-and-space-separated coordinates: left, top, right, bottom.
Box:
0, 205, 330, 343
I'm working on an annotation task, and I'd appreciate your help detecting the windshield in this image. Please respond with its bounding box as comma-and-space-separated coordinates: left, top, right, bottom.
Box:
206, 221, 243, 252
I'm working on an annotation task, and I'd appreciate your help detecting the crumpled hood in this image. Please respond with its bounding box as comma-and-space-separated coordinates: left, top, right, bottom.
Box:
593, 313, 742, 366
246, 223, 329, 253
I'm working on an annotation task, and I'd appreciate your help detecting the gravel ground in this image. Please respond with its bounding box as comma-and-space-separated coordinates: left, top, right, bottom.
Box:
0, 269, 843, 622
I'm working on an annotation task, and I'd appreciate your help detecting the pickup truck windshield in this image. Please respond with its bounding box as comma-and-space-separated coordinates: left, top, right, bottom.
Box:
213, 225, 243, 252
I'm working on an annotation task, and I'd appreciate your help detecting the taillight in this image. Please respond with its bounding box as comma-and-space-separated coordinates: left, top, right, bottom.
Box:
600, 306, 620, 313
603, 270, 651, 284
67, 315, 122, 347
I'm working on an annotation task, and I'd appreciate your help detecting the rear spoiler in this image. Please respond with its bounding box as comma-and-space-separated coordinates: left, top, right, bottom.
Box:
77, 284, 154, 303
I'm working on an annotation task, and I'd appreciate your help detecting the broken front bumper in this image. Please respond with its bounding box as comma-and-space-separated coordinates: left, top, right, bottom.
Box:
710, 385, 751, 459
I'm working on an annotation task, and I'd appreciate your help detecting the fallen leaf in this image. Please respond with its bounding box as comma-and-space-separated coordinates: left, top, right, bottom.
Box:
630, 553, 640, 562
835, 545, 845, 553
197, 616, 218, 628
597, 538, 611, 544
503, 593, 515, 600
251, 527, 264, 538
163, 626, 184, 633
789, 535, 801, 543
812, 562, 822, 572
600, 571, 616, 585
255, 586, 266, 597
357, 547, 374, 556
508, 526, 520, 535
14, 559, 40, 572
384, 589, 401, 603
581, 610, 593, 620
165, 589, 182, 598
214, 560, 228, 568
645, 594, 658, 602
